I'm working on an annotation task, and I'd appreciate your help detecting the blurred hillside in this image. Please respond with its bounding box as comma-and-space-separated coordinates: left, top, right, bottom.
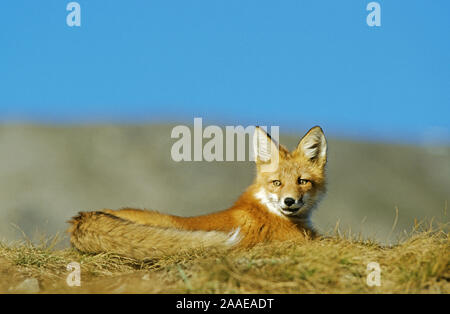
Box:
0, 124, 448, 245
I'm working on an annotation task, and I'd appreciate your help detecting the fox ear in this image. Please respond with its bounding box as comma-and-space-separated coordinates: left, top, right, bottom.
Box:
294, 126, 327, 164
252, 127, 280, 164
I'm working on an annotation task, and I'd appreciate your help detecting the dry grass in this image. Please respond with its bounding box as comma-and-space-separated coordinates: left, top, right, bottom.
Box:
0, 221, 448, 294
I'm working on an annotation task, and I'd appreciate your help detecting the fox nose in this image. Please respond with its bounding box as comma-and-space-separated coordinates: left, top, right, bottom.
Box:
284, 197, 296, 207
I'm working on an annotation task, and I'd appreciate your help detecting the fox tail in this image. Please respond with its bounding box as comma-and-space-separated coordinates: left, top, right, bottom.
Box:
68, 211, 241, 260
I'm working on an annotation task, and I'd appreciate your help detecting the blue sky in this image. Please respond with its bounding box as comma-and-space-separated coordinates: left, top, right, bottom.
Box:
0, 0, 449, 143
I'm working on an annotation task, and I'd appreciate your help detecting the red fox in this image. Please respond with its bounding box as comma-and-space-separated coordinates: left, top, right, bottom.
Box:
68, 126, 327, 259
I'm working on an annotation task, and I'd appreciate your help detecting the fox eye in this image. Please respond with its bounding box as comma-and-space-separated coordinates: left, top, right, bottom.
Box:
298, 178, 309, 185
272, 180, 282, 187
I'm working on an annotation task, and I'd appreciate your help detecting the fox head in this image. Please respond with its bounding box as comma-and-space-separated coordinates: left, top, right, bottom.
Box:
252, 126, 327, 219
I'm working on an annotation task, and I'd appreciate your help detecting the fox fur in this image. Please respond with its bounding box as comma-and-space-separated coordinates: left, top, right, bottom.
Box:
68, 126, 327, 260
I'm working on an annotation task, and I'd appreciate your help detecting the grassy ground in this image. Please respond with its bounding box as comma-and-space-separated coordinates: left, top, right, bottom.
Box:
0, 221, 448, 294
